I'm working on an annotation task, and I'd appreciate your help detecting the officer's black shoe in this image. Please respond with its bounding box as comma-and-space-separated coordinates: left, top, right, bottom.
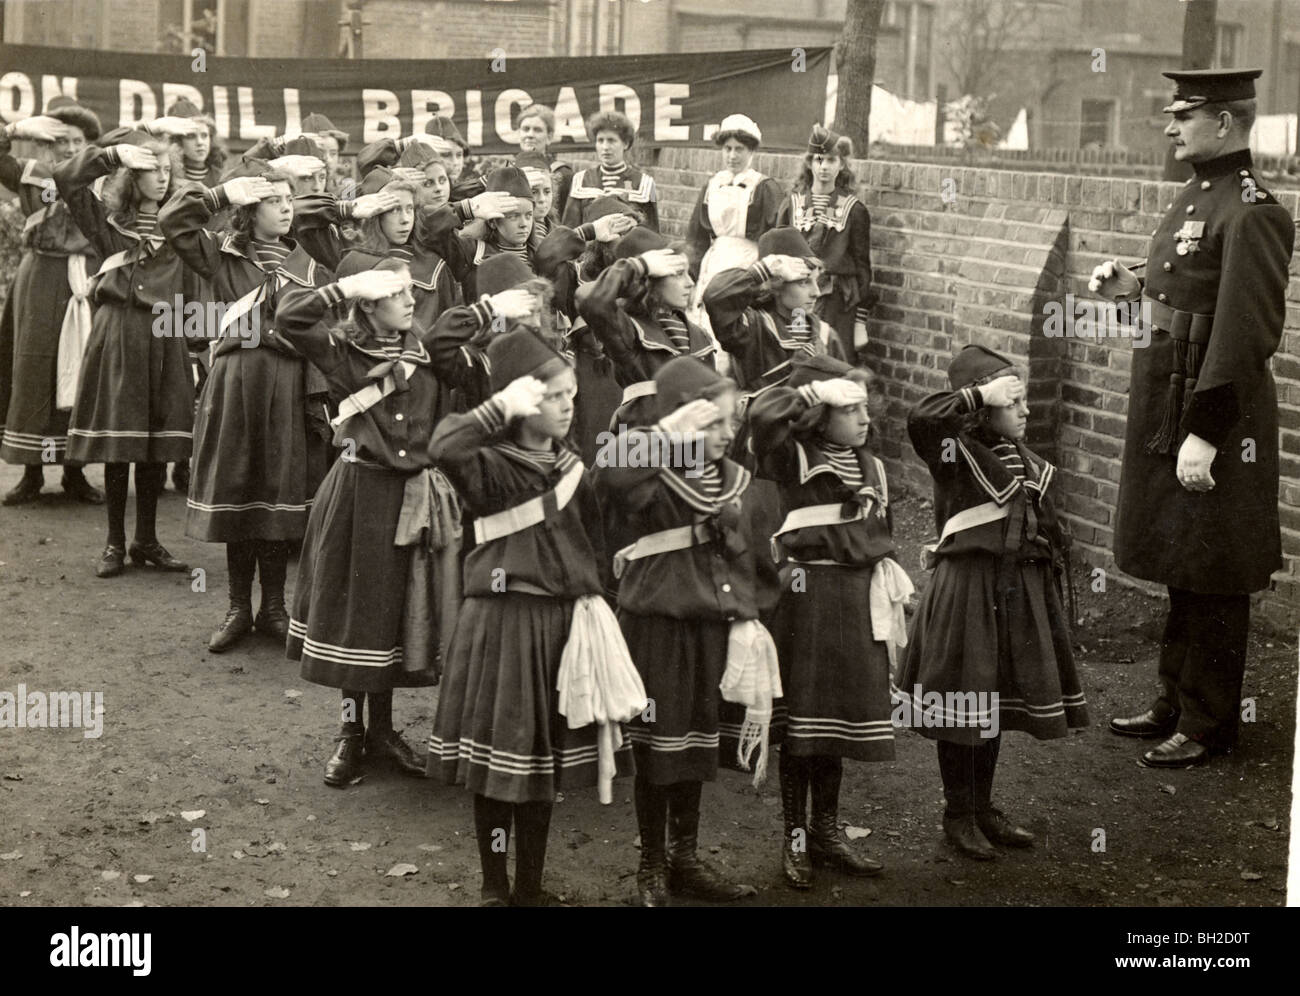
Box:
943, 815, 996, 861
1109, 707, 1178, 739
324, 733, 365, 786
4, 468, 43, 506
1139, 732, 1209, 769
977, 809, 1035, 848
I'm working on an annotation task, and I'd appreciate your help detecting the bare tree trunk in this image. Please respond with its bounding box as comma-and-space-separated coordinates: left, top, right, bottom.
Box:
833, 0, 888, 150
1163, 0, 1217, 180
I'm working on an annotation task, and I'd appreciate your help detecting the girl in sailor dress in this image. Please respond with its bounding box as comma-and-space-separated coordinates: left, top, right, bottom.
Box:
429, 327, 637, 907
275, 262, 446, 787
597, 356, 781, 908
685, 114, 784, 334
54, 131, 194, 579
899, 344, 1088, 861
159, 166, 334, 654
777, 124, 874, 362
0, 105, 103, 505
747, 353, 908, 889
561, 111, 659, 232
575, 228, 717, 434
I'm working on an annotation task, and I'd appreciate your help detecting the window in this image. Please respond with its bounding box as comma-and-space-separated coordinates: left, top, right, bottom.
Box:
158, 0, 248, 57
1216, 23, 1243, 69
567, 0, 622, 57
1080, 98, 1116, 148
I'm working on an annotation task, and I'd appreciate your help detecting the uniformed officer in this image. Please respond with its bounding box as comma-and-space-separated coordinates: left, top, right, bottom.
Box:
1089, 68, 1293, 768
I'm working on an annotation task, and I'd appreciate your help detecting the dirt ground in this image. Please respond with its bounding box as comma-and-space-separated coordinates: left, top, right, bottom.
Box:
0, 462, 1293, 908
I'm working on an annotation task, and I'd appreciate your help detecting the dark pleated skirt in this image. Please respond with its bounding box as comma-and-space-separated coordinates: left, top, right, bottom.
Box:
620, 611, 731, 784
67, 302, 194, 464
769, 564, 895, 761
185, 346, 327, 542
0, 253, 76, 465
288, 460, 440, 692
429, 593, 633, 803
894, 553, 1089, 745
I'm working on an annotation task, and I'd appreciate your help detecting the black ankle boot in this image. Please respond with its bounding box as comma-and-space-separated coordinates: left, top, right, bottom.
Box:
253, 541, 290, 642
324, 730, 365, 787
208, 542, 255, 653
779, 753, 813, 889
808, 757, 882, 877
3, 467, 43, 505
665, 781, 755, 902
634, 777, 670, 907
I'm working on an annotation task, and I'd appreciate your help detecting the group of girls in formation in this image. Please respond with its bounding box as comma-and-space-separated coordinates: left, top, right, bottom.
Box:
1, 98, 1088, 905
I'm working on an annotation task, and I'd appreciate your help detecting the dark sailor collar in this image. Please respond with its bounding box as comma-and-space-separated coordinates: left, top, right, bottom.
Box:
219, 233, 319, 287
793, 438, 884, 497
958, 428, 1054, 505
347, 329, 433, 368
656, 457, 750, 514
494, 439, 581, 476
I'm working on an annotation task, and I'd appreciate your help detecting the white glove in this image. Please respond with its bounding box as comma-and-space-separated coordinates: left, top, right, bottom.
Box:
852, 318, 869, 348
978, 374, 1024, 408
337, 270, 407, 301
763, 254, 813, 282
115, 145, 160, 171
407, 133, 455, 154
811, 377, 867, 408
658, 398, 721, 436
640, 248, 688, 278
497, 376, 547, 421
147, 116, 201, 139
268, 154, 326, 179
10, 115, 67, 143
593, 212, 637, 243
488, 288, 538, 321
1087, 259, 1140, 300
391, 166, 427, 183
222, 176, 278, 206
469, 191, 518, 220
350, 191, 402, 219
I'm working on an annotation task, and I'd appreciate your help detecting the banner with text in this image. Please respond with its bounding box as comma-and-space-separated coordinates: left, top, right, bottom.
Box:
0, 43, 831, 153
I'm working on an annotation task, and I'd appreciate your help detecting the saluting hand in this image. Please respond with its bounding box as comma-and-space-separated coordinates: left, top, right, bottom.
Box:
488, 288, 539, 322
640, 248, 687, 278
498, 376, 547, 421
764, 254, 813, 283
469, 191, 517, 220
115, 145, 160, 172
1176, 433, 1217, 493
9, 115, 68, 144
222, 176, 278, 206
350, 191, 402, 219
811, 377, 868, 409
658, 398, 721, 437
337, 270, 408, 301
978, 374, 1024, 408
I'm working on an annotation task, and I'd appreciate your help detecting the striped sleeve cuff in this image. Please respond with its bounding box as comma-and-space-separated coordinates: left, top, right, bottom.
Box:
750, 260, 773, 282
797, 383, 821, 407
204, 185, 231, 212
337, 198, 356, 221
454, 199, 475, 223
960, 386, 982, 411
855, 307, 870, 323
473, 396, 508, 434
103, 146, 121, 168
317, 283, 347, 308
576, 223, 597, 242
469, 299, 494, 329
628, 256, 649, 278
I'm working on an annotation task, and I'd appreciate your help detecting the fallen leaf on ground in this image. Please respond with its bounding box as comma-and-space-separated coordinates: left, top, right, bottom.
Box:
349, 842, 371, 851
1240, 871, 1263, 881
264, 886, 290, 899
132, 874, 153, 884
385, 863, 419, 877
0, 851, 22, 861
101, 871, 120, 881
845, 825, 872, 840
180, 810, 205, 822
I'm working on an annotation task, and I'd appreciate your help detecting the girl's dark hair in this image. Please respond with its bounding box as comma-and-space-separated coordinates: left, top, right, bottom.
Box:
793, 150, 856, 195
355, 180, 418, 254
626, 239, 694, 317
101, 138, 182, 224
229, 168, 295, 251
714, 128, 760, 151
586, 110, 636, 150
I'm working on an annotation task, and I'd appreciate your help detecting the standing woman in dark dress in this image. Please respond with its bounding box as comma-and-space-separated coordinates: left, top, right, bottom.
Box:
898, 345, 1087, 860
160, 166, 334, 653
0, 101, 103, 505
55, 129, 194, 578
777, 125, 874, 363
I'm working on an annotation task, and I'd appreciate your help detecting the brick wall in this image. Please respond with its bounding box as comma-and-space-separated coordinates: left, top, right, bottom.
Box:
646, 145, 1300, 631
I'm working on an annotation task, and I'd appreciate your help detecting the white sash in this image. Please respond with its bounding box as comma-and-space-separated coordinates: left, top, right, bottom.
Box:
938, 501, 1009, 546
612, 521, 712, 580
770, 501, 870, 562
620, 379, 657, 406
56, 255, 93, 411
330, 360, 418, 428
472, 460, 584, 545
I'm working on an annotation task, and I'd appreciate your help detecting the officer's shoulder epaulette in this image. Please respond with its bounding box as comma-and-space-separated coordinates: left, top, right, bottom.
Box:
1234, 167, 1277, 206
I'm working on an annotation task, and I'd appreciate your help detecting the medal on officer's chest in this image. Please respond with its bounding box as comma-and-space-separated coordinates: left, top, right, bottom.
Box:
1173, 220, 1205, 256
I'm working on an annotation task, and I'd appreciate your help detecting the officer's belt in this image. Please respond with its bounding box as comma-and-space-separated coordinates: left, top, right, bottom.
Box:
1141, 294, 1213, 344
